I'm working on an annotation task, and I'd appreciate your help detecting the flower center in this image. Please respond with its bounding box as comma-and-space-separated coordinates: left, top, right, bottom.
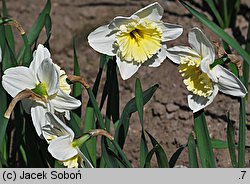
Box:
116, 20, 162, 63
62, 155, 79, 168
59, 72, 71, 94
179, 56, 213, 97
32, 82, 48, 97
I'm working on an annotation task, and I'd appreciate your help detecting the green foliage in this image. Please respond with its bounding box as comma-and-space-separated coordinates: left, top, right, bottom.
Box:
194, 111, 216, 167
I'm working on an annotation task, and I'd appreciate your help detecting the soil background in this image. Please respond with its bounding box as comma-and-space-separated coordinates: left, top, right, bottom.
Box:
1, 0, 250, 167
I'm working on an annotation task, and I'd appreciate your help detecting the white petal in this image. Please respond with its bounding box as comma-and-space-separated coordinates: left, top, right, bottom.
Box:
200, 56, 218, 82
109, 16, 134, 29
134, 2, 164, 21
188, 27, 215, 64
158, 23, 183, 42
37, 58, 59, 96
50, 89, 81, 111
76, 147, 94, 168
166, 46, 200, 64
31, 104, 48, 137
212, 65, 247, 97
188, 86, 219, 112
29, 44, 51, 73
45, 112, 75, 139
64, 110, 71, 120
143, 45, 167, 67
48, 135, 78, 161
2, 66, 37, 97
116, 56, 141, 80
88, 25, 116, 56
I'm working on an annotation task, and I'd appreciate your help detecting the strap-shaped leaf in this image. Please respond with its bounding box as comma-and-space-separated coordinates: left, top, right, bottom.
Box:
146, 131, 169, 168
114, 84, 159, 149
169, 144, 186, 168
17, 0, 51, 65
226, 112, 237, 167
139, 131, 148, 167
135, 78, 144, 126
180, 0, 250, 65
188, 133, 199, 168
194, 110, 216, 167
204, 0, 224, 28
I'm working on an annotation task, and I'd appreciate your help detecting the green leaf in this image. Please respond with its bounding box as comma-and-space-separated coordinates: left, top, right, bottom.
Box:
144, 147, 157, 168
0, 24, 17, 70
68, 112, 82, 137
99, 58, 119, 123
243, 17, 250, 91
115, 84, 159, 149
17, 0, 51, 65
110, 139, 132, 168
146, 131, 169, 168
210, 57, 228, 69
19, 144, 27, 167
238, 95, 246, 167
180, 0, 250, 65
204, 0, 224, 28
135, 79, 149, 167
229, 62, 239, 77
226, 0, 240, 28
83, 55, 107, 167
21, 33, 32, 67
1, 0, 15, 54
187, 133, 199, 168
44, 14, 52, 50
72, 39, 82, 98
135, 78, 144, 127
194, 110, 216, 167
101, 138, 120, 168
226, 112, 238, 168
0, 78, 8, 148
139, 131, 148, 167
83, 107, 96, 167
221, 0, 229, 27
1, 0, 8, 16
54, 161, 64, 168
0, 117, 8, 164
86, 88, 105, 129
211, 139, 228, 149
169, 144, 186, 168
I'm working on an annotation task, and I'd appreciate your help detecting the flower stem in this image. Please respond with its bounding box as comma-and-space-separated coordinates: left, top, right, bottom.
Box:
88, 129, 114, 140
4, 19, 25, 35
72, 134, 91, 148
67, 75, 105, 129
4, 89, 46, 119
67, 75, 131, 167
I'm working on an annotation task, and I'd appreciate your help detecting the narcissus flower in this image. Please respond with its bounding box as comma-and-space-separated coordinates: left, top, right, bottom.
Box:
166, 27, 247, 112
2, 44, 81, 136
88, 2, 183, 80
42, 112, 93, 168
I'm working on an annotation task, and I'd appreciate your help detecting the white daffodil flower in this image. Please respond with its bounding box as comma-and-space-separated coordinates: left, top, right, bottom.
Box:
88, 2, 183, 80
166, 27, 247, 112
42, 112, 93, 168
2, 44, 81, 136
